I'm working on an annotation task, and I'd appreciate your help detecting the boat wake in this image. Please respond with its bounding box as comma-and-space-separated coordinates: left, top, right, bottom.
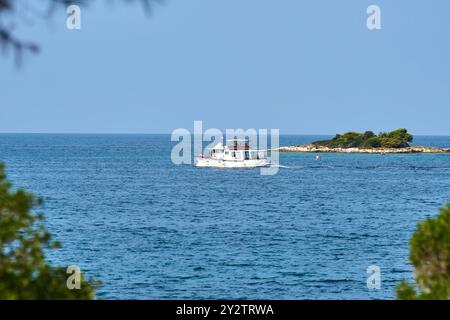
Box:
271, 164, 295, 169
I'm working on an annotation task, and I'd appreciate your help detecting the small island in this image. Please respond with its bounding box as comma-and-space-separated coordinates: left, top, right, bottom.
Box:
279, 129, 450, 154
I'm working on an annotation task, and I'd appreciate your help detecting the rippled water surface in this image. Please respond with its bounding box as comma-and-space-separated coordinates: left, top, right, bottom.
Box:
1, 134, 449, 299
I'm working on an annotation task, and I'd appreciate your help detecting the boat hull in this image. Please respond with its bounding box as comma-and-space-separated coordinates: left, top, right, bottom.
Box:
196, 158, 269, 168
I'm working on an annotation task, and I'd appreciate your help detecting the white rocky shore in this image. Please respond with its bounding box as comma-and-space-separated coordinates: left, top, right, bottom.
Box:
278, 145, 450, 154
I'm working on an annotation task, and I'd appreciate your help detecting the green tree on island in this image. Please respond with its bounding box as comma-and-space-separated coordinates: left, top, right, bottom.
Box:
396, 204, 450, 300
313, 128, 413, 149
0, 163, 98, 299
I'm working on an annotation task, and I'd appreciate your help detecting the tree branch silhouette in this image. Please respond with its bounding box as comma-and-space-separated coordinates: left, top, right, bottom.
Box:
0, 0, 165, 66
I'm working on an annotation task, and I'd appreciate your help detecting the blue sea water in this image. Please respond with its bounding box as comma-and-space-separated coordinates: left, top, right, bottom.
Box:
0, 134, 449, 299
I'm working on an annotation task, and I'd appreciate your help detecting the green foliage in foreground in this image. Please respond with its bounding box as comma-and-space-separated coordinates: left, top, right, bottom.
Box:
0, 163, 98, 299
313, 128, 413, 149
397, 204, 450, 300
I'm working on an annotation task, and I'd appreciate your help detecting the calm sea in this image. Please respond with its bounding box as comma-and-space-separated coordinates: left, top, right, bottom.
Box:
0, 134, 449, 299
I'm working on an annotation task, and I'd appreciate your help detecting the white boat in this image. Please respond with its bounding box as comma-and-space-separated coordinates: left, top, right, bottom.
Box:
195, 138, 270, 168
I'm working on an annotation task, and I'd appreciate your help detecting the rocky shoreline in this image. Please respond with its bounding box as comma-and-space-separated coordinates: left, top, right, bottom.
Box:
278, 145, 450, 154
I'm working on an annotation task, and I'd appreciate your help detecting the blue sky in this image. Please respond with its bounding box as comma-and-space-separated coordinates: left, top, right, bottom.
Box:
1, 0, 450, 134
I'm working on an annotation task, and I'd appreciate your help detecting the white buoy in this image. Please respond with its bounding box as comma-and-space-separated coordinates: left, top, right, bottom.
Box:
315, 155, 321, 161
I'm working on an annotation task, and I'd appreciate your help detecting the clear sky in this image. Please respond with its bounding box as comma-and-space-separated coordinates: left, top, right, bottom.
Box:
1, 0, 450, 134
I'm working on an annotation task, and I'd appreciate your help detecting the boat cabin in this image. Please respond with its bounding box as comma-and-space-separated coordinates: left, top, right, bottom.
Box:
207, 139, 266, 161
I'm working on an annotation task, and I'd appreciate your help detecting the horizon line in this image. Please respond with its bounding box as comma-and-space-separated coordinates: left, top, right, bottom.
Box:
1, 132, 450, 136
